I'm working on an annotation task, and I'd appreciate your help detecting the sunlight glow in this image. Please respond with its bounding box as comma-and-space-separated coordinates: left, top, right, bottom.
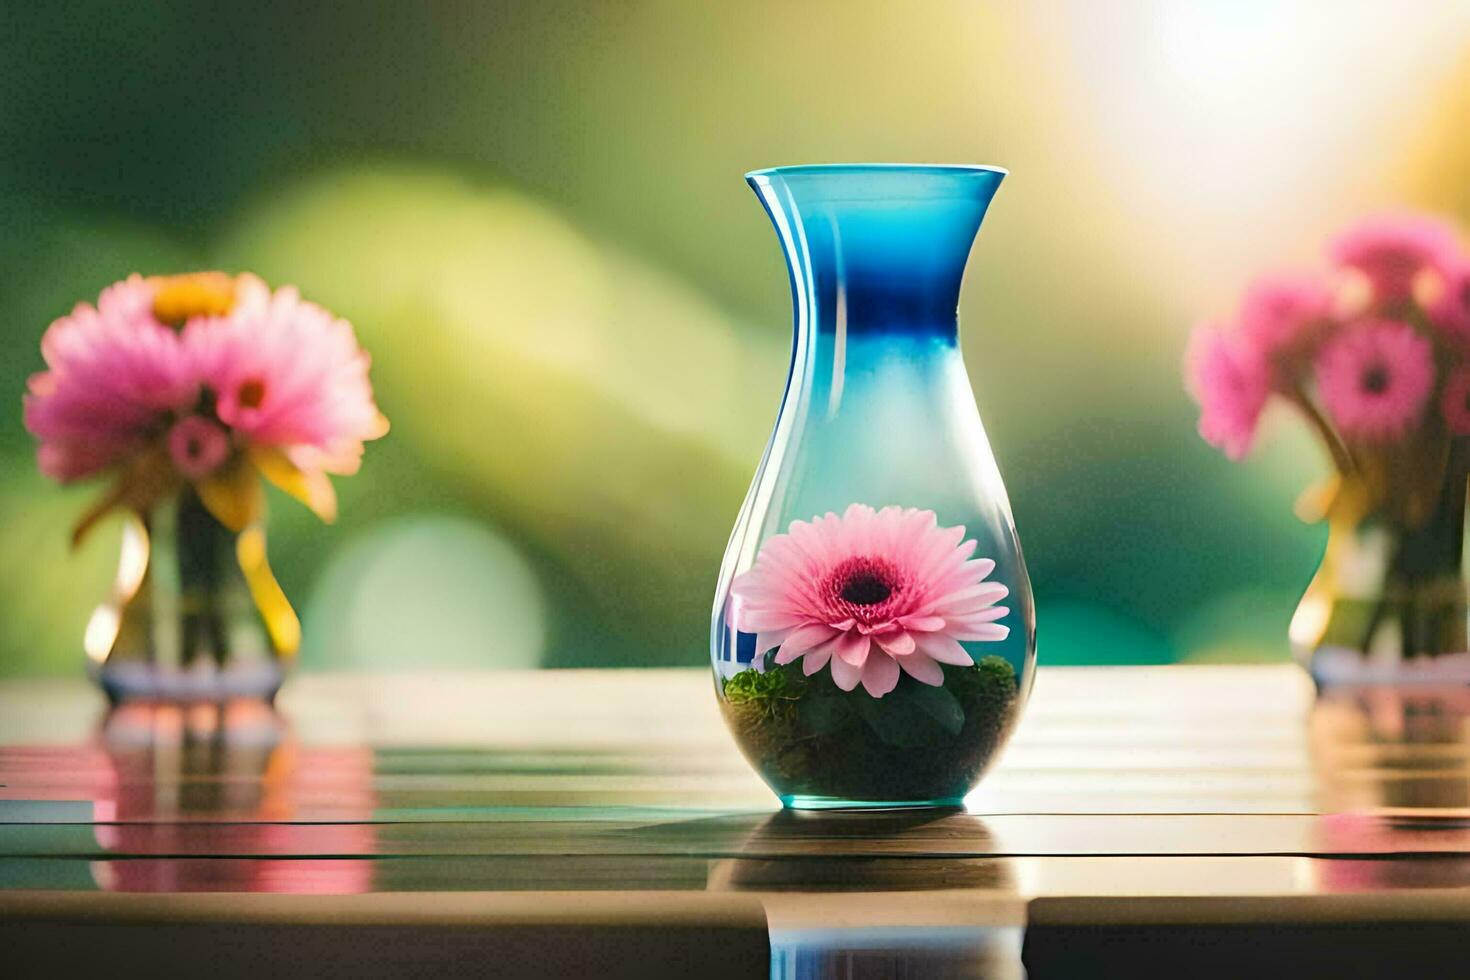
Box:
1052, 1, 1470, 299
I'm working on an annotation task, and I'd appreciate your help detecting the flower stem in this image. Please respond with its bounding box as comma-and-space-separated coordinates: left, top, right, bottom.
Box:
1286, 385, 1353, 475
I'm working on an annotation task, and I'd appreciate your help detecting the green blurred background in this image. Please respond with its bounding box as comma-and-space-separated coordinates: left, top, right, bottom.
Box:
3, 1, 1470, 676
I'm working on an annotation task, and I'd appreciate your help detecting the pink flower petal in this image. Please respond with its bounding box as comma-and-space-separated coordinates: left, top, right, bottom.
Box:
933, 582, 1010, 608
952, 606, 1008, 625
897, 615, 946, 632
929, 599, 1011, 620
873, 630, 916, 657
774, 624, 839, 664
1329, 212, 1463, 304
897, 650, 945, 686
951, 623, 1010, 642
835, 631, 871, 667
860, 652, 900, 698
914, 633, 973, 666
1185, 321, 1270, 461
739, 609, 810, 632
1236, 272, 1332, 363
23, 276, 196, 482
828, 652, 862, 691
753, 628, 794, 658
802, 638, 838, 676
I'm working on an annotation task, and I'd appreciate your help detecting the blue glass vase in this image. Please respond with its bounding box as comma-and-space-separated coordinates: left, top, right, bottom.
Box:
711, 164, 1036, 809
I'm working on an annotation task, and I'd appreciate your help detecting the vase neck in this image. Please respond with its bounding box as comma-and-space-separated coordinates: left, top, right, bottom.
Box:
748, 165, 1004, 344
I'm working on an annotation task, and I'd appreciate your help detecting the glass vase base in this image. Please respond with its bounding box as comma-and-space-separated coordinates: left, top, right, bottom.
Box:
1307, 646, 1470, 688
781, 794, 966, 812
92, 659, 286, 705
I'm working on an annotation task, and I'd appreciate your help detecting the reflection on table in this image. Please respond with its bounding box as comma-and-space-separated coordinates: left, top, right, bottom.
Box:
3, 667, 1470, 977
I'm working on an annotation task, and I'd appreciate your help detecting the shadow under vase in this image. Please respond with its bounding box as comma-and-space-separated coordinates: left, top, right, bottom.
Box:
706, 809, 1022, 980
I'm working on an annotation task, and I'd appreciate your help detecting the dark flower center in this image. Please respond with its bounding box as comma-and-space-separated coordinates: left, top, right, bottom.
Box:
1361, 363, 1390, 395
840, 571, 892, 606
238, 378, 266, 410
826, 555, 903, 618
185, 436, 204, 458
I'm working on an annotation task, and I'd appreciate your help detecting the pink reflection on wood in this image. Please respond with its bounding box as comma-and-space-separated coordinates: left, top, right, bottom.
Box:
88, 701, 377, 893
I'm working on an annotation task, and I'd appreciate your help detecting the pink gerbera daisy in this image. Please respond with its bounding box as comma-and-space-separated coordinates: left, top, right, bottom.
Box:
1184, 322, 1271, 460
1315, 320, 1434, 440
185, 275, 389, 481
25, 271, 389, 538
23, 276, 198, 481
1441, 366, 1470, 435
729, 504, 1009, 698
1329, 213, 1462, 306
1236, 272, 1333, 368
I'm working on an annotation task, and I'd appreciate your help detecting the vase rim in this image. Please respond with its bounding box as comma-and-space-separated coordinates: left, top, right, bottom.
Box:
747, 163, 1008, 181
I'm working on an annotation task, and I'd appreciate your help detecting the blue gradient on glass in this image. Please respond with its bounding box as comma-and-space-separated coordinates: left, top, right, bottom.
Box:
748, 163, 1004, 343
712, 165, 1036, 772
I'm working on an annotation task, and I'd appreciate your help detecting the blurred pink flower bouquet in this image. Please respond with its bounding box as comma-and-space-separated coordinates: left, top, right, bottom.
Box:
24, 271, 387, 699
1186, 214, 1470, 675
24, 272, 388, 541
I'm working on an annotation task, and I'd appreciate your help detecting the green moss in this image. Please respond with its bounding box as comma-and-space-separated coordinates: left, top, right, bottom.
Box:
719, 654, 1023, 805
946, 654, 1017, 703
723, 662, 806, 704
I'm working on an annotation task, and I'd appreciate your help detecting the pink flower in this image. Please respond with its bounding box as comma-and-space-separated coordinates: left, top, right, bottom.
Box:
1441, 366, 1470, 435
167, 416, 231, 479
23, 276, 197, 481
729, 504, 1009, 698
1420, 260, 1470, 346
1329, 213, 1463, 306
1184, 322, 1271, 460
1236, 272, 1333, 365
1315, 320, 1434, 440
24, 272, 387, 538
184, 276, 388, 478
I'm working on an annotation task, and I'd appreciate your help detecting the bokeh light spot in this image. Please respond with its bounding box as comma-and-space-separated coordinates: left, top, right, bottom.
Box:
302, 514, 546, 671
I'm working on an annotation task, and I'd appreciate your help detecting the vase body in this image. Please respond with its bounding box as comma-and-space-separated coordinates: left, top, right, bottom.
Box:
87, 488, 300, 703
1292, 471, 1470, 684
711, 164, 1036, 809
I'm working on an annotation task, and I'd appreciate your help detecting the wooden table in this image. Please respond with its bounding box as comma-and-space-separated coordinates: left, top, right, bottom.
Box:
3, 666, 1470, 978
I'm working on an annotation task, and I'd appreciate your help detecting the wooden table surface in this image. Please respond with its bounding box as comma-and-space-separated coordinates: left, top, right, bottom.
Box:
3, 665, 1470, 978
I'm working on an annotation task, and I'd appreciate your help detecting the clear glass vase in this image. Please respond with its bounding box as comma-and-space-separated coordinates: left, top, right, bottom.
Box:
1291, 466, 1470, 685
86, 487, 300, 703
711, 164, 1036, 809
